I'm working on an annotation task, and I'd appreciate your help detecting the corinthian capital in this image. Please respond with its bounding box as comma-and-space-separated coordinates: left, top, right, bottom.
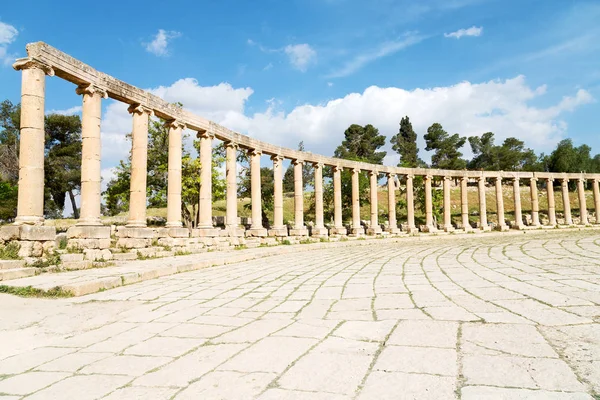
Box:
127, 103, 153, 116
75, 83, 108, 99
13, 57, 54, 76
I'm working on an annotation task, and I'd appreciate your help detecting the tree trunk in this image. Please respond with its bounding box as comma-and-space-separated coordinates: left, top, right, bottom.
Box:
68, 190, 79, 219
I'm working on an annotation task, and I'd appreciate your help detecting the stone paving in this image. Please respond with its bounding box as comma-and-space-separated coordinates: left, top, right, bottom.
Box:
1, 231, 599, 399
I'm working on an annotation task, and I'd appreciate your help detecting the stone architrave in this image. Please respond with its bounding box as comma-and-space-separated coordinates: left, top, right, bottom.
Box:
312, 163, 328, 237
495, 177, 508, 231
530, 177, 541, 227
547, 178, 557, 226
577, 178, 588, 225
386, 173, 400, 234
561, 178, 573, 225
330, 166, 347, 235
247, 149, 267, 237
268, 155, 287, 237
367, 170, 382, 235
443, 176, 454, 232
405, 174, 418, 233
126, 104, 153, 228
513, 177, 524, 230
290, 159, 308, 236
478, 177, 490, 231
350, 168, 364, 236
423, 175, 436, 232
13, 58, 54, 226
460, 176, 472, 232
593, 179, 600, 224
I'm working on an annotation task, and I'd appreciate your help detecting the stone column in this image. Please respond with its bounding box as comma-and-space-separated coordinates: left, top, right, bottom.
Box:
495, 177, 508, 231
386, 173, 400, 234
290, 159, 308, 236
197, 130, 215, 232
13, 58, 54, 225
312, 163, 328, 236
405, 174, 417, 233
530, 178, 540, 227
443, 176, 454, 232
268, 155, 287, 237
593, 179, 600, 224
478, 177, 490, 231
460, 177, 472, 232
331, 166, 346, 235
350, 168, 364, 236
423, 175, 436, 232
247, 149, 267, 237
547, 178, 556, 226
561, 178, 573, 225
577, 178, 588, 225
225, 141, 243, 236
165, 120, 186, 232
75, 84, 107, 227
367, 170, 382, 235
513, 178, 524, 229
126, 104, 152, 228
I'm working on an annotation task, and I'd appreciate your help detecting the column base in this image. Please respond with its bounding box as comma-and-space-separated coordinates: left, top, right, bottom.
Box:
366, 226, 383, 235
191, 228, 222, 238
402, 225, 419, 234
226, 226, 246, 237
480, 226, 492, 232
310, 226, 329, 237
496, 225, 510, 232
443, 225, 455, 232
67, 225, 111, 239
1, 225, 56, 241
289, 227, 308, 236
14, 216, 45, 225
385, 227, 402, 234
349, 227, 365, 236
246, 227, 268, 237
329, 227, 347, 235
117, 227, 156, 239
167, 227, 190, 238
512, 224, 527, 230
421, 225, 437, 233
268, 227, 289, 237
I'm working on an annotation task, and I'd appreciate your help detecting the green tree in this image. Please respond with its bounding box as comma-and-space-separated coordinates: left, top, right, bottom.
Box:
283, 141, 314, 193
424, 123, 466, 170
0, 180, 18, 222
547, 139, 593, 173
390, 116, 424, 167
468, 132, 538, 171
0, 100, 20, 183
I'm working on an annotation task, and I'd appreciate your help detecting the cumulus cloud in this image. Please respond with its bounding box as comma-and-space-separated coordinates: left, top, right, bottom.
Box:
444, 26, 483, 39
96, 75, 593, 176
47, 106, 82, 116
284, 44, 317, 72
144, 29, 181, 56
0, 21, 18, 65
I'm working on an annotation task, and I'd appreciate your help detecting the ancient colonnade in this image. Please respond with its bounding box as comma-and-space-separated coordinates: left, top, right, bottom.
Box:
5, 42, 600, 248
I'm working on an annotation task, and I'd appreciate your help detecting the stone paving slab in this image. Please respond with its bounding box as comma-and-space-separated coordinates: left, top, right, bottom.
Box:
0, 230, 599, 399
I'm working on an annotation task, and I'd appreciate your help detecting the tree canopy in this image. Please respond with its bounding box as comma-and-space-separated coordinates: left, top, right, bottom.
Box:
390, 116, 424, 168
424, 123, 467, 170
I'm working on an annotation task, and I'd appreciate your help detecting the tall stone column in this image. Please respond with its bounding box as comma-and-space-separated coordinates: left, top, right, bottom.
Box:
331, 166, 346, 235
547, 178, 556, 226
126, 104, 152, 228
197, 130, 215, 231
443, 176, 454, 232
247, 149, 267, 237
13, 58, 54, 225
478, 177, 490, 231
495, 177, 508, 231
530, 178, 540, 227
423, 175, 436, 232
268, 155, 287, 237
76, 84, 107, 227
577, 178, 588, 225
367, 170, 382, 235
386, 173, 400, 234
350, 168, 364, 235
405, 174, 417, 233
165, 120, 185, 232
593, 179, 600, 224
225, 141, 243, 236
460, 177, 472, 231
561, 178, 573, 225
513, 178, 524, 229
312, 163, 328, 236
290, 159, 307, 236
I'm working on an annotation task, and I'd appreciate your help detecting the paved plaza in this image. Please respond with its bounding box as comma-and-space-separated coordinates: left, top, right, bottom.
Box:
1, 231, 599, 399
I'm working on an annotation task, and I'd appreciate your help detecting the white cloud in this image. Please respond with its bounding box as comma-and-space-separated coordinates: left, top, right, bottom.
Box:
98, 75, 593, 177
444, 26, 483, 39
284, 44, 317, 72
47, 106, 82, 116
144, 29, 181, 56
0, 21, 18, 66
326, 34, 424, 78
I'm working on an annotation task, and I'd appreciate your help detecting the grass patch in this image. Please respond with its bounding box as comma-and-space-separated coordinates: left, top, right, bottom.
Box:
58, 236, 68, 250
0, 285, 73, 298
29, 251, 61, 268
282, 239, 292, 245
0, 242, 20, 260
235, 244, 248, 250
174, 250, 191, 256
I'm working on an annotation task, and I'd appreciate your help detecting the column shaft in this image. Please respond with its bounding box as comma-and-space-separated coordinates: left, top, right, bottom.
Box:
547, 178, 556, 226
513, 178, 523, 229
127, 104, 152, 227
313, 163, 326, 233
293, 160, 305, 230
271, 155, 284, 229
351, 168, 364, 235
332, 166, 345, 234
577, 178, 588, 225
443, 177, 453, 232
225, 142, 238, 228
197, 132, 214, 229
495, 177, 507, 230
478, 177, 489, 230
461, 177, 471, 231
561, 179, 572, 225
406, 175, 417, 232
14, 60, 53, 225
368, 171, 381, 234
593, 179, 600, 224
530, 178, 540, 227
166, 120, 184, 228
424, 175, 435, 232
249, 150, 265, 234
387, 174, 398, 233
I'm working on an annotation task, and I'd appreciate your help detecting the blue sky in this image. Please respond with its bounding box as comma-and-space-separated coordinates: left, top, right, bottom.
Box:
0, 0, 599, 176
